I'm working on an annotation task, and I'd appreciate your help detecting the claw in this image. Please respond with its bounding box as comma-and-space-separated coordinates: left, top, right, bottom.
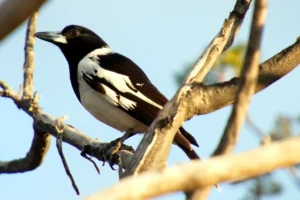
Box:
102, 129, 134, 170
108, 159, 117, 170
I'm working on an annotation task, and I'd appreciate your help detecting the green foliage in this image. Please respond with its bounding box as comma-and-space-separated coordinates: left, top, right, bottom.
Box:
218, 43, 246, 75
174, 43, 246, 85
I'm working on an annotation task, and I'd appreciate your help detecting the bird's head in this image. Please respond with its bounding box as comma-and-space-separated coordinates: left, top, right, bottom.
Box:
35, 25, 108, 65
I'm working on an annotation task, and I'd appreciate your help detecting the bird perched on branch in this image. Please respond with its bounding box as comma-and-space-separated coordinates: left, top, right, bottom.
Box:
35, 25, 200, 160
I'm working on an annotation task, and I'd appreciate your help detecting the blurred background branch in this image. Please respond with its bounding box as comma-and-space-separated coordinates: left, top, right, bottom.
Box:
0, 0, 46, 42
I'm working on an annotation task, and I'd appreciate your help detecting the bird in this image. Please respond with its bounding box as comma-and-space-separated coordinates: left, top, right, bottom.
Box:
34, 25, 201, 160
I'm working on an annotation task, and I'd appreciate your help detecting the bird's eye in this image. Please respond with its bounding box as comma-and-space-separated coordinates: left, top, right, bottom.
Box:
66, 29, 80, 38
71, 30, 80, 37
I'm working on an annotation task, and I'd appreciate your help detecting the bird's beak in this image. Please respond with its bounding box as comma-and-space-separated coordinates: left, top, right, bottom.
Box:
34, 31, 68, 44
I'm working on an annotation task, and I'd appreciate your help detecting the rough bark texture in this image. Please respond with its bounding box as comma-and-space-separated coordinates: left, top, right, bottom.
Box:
86, 137, 300, 200
23, 11, 38, 100
0, 130, 50, 173
188, 0, 268, 197
1, 0, 300, 199
126, 0, 253, 175
1, 20, 300, 179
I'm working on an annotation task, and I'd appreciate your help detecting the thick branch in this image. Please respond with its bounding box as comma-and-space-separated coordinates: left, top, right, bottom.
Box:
86, 137, 300, 200
126, 0, 252, 175
0, 130, 50, 173
0, 0, 46, 42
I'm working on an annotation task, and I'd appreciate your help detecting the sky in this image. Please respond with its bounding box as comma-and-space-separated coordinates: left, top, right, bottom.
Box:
1, 0, 300, 199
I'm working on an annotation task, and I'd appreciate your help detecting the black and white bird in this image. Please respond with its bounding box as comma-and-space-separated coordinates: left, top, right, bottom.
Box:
35, 25, 200, 160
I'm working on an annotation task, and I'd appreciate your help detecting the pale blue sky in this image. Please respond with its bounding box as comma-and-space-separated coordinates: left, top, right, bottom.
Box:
1, 0, 300, 199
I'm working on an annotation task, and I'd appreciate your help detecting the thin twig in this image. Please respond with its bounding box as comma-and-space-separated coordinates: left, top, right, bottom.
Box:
246, 114, 266, 138
56, 132, 80, 195
23, 11, 38, 100
81, 151, 100, 174
288, 166, 300, 187
55, 117, 80, 195
0, 80, 21, 103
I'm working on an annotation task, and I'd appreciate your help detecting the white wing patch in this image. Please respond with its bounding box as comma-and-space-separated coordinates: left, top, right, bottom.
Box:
78, 47, 163, 110
96, 69, 162, 109
118, 95, 137, 110
101, 84, 137, 110
101, 84, 118, 106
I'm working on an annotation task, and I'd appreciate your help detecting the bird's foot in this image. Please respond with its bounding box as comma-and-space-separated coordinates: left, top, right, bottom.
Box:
103, 138, 121, 170
103, 138, 134, 170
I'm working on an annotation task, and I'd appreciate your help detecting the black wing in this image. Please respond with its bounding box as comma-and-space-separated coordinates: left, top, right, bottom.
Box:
83, 52, 199, 147
97, 53, 168, 106
83, 53, 168, 127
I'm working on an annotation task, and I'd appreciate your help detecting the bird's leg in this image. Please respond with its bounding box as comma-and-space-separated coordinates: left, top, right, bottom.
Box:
105, 128, 135, 169
108, 128, 134, 154
118, 128, 135, 144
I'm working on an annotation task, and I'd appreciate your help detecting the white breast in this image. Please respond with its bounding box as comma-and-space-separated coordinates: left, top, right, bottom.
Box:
77, 72, 147, 133
76, 47, 149, 133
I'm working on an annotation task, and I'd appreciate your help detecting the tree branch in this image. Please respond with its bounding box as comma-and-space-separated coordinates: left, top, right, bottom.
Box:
0, 81, 134, 171
245, 114, 266, 138
0, 12, 134, 175
214, 0, 267, 156
184, 0, 251, 84
56, 123, 80, 195
189, 0, 267, 197
125, 0, 252, 175
85, 136, 300, 200
185, 34, 299, 194
1, 1, 300, 198
183, 36, 300, 118
0, 12, 51, 174
0, 1, 298, 178
22, 11, 38, 100
0, 130, 50, 173
0, 0, 46, 42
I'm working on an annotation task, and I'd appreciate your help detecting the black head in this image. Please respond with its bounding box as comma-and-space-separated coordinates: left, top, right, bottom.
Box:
35, 25, 108, 66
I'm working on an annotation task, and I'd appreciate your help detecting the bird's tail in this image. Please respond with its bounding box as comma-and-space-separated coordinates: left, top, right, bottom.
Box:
174, 128, 200, 160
